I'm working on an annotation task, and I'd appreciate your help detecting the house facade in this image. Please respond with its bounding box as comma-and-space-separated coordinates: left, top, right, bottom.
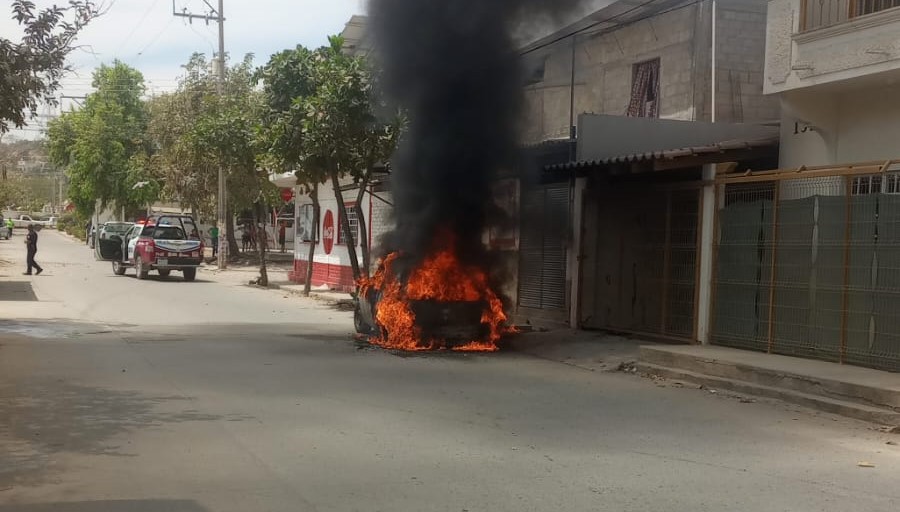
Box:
766, 0, 900, 167
272, 172, 393, 293
701, 0, 900, 371
511, 0, 780, 327
522, 0, 778, 145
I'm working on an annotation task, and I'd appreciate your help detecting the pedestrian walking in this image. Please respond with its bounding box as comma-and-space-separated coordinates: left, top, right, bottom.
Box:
6, 217, 13, 239
209, 225, 219, 257
24, 224, 43, 275
241, 228, 250, 252
278, 222, 286, 253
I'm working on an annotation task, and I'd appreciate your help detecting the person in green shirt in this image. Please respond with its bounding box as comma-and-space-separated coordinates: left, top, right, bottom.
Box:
5, 217, 13, 238
209, 226, 219, 257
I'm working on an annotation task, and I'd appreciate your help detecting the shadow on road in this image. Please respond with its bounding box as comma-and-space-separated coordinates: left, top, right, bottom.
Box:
0, 500, 210, 512
0, 379, 238, 489
0, 281, 38, 301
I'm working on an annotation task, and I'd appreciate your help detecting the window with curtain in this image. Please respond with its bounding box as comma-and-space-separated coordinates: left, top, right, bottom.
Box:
626, 58, 661, 118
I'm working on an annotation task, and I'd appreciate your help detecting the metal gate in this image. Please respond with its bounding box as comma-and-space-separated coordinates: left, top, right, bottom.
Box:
712, 162, 900, 372
518, 184, 569, 313
579, 185, 700, 339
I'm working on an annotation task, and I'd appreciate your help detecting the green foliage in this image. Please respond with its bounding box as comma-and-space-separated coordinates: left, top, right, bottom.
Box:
55, 211, 87, 240
47, 61, 159, 217
0, 176, 55, 211
257, 35, 403, 280
0, 1, 102, 133
149, 53, 276, 219
258, 36, 402, 187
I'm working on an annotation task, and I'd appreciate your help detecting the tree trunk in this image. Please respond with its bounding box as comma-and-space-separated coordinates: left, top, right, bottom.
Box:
330, 171, 362, 282
226, 203, 240, 258
304, 182, 320, 297
255, 202, 269, 287
354, 173, 371, 278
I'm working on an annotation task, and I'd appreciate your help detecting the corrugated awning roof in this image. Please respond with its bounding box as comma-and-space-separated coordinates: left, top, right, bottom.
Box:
545, 135, 779, 172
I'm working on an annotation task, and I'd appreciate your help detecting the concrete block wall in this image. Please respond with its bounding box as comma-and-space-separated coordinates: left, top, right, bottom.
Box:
520, 0, 778, 143
713, 0, 780, 123
522, 3, 704, 144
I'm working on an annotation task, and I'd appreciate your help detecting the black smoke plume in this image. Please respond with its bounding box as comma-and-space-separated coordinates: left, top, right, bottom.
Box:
370, 0, 585, 271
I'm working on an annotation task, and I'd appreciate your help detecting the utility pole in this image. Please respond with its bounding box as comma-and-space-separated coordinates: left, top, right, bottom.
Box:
174, 0, 228, 268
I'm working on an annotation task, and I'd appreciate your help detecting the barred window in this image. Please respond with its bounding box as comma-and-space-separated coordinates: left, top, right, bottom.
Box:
851, 174, 900, 195
338, 204, 359, 245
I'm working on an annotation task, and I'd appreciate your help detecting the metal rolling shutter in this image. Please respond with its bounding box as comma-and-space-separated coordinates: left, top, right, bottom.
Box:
518, 184, 569, 311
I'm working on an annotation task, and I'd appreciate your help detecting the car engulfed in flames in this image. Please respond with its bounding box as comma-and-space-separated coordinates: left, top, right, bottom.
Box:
355, 240, 509, 352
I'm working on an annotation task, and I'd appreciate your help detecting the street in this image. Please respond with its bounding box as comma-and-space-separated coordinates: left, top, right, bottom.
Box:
1, 231, 899, 512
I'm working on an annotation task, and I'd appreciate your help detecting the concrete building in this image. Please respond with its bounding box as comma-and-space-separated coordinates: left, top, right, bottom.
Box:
521, 0, 779, 144
271, 171, 392, 293
765, 0, 900, 167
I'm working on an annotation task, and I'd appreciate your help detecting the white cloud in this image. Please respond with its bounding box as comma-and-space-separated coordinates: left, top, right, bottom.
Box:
2, 0, 365, 139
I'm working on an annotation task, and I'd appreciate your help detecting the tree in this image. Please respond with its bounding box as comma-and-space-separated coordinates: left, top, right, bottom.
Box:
145, 54, 221, 224
1, 1, 103, 133
149, 53, 278, 279
47, 61, 159, 218
257, 45, 325, 295
149, 53, 276, 281
258, 36, 402, 287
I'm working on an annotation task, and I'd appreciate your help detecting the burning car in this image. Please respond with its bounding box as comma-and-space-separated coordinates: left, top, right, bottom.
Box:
355, 243, 507, 352
355, 290, 490, 348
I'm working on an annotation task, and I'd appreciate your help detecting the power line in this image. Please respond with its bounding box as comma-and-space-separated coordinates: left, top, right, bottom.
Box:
118, 0, 165, 53
136, 17, 177, 59
521, 0, 663, 56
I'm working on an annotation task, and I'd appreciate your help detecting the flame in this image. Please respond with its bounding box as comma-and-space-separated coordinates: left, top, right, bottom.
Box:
359, 237, 508, 352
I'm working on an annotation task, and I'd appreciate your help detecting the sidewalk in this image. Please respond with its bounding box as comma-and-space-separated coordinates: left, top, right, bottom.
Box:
638, 344, 900, 427
200, 262, 353, 306
505, 329, 645, 372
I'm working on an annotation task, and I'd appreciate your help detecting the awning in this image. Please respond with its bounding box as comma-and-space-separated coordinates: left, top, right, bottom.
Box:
546, 135, 779, 172
269, 171, 297, 188
545, 114, 780, 173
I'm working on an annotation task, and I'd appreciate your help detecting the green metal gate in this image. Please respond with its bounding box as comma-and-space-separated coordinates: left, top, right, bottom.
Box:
712, 164, 900, 372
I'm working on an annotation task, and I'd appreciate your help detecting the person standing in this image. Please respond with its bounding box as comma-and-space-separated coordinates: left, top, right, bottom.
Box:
209, 225, 219, 257
6, 217, 13, 238
278, 222, 286, 253
24, 224, 43, 275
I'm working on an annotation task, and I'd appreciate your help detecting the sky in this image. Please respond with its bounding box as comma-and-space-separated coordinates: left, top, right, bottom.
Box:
3, 0, 616, 142
2, 0, 366, 140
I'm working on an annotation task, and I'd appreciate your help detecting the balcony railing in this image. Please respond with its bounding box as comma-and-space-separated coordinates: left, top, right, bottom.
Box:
801, 0, 900, 31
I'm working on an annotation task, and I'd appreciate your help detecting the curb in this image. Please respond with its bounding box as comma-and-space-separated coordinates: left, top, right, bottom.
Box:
636, 361, 900, 426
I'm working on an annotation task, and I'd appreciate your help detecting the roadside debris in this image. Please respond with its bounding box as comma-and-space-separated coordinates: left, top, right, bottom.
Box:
857, 461, 876, 468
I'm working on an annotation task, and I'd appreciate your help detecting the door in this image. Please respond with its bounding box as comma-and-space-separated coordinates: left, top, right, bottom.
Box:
95, 233, 123, 261
125, 225, 143, 263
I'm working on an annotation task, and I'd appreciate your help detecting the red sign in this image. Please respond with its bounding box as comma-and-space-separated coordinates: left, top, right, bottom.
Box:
280, 188, 294, 203
322, 210, 335, 255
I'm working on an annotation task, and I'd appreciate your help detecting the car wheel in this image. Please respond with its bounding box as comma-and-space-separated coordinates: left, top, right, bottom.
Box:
135, 255, 148, 280
354, 309, 369, 334
183, 268, 197, 282
158, 269, 171, 278
112, 260, 126, 276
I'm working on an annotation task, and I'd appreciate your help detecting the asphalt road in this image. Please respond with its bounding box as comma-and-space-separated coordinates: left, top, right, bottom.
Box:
1, 230, 899, 512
